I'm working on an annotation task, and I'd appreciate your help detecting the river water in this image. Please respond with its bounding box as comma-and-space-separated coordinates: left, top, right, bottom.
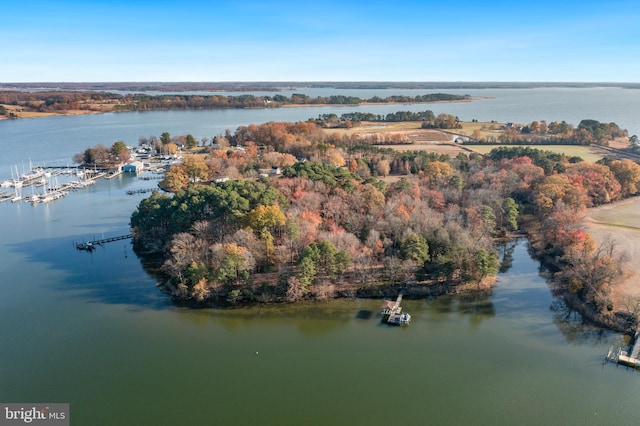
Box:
1, 88, 640, 425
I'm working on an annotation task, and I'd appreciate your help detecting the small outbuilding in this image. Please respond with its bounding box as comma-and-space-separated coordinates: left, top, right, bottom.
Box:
123, 161, 145, 173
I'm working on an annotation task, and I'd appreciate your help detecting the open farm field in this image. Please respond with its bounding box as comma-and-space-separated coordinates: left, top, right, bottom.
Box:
448, 120, 504, 141
584, 197, 640, 308
325, 120, 502, 141
378, 142, 473, 156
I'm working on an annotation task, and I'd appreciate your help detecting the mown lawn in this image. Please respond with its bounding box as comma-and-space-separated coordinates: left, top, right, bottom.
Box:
466, 144, 603, 162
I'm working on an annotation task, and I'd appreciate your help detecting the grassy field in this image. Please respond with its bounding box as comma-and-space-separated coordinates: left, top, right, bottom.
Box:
467, 144, 604, 162
324, 120, 503, 140
585, 197, 640, 307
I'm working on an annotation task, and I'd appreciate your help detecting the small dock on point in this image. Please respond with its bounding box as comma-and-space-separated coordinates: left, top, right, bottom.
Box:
381, 293, 411, 325
605, 331, 640, 369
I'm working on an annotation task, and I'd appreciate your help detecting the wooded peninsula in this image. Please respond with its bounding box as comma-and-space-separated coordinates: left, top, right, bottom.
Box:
0, 90, 468, 119
122, 112, 640, 334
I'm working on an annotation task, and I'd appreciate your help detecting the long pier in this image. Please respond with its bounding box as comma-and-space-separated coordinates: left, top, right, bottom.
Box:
75, 234, 133, 251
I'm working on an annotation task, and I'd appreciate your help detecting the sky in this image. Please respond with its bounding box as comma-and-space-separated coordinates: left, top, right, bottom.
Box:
2, 0, 640, 82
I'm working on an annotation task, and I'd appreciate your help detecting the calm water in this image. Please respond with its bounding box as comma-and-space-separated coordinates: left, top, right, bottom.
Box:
1, 88, 640, 425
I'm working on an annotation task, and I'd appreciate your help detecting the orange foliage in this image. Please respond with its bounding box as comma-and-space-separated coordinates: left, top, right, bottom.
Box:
299, 210, 322, 227
210, 149, 228, 159
395, 204, 411, 221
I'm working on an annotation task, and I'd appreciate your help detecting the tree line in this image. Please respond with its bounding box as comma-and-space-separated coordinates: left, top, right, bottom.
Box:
470, 119, 627, 146
113, 93, 468, 111
315, 111, 461, 129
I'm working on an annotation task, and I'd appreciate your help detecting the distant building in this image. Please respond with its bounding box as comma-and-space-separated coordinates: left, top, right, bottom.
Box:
122, 161, 144, 173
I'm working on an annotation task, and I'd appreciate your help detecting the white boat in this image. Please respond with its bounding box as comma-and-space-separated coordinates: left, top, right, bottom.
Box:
12, 166, 24, 188
20, 160, 45, 182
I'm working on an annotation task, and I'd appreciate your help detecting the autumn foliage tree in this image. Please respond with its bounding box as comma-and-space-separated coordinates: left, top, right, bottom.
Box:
132, 117, 633, 319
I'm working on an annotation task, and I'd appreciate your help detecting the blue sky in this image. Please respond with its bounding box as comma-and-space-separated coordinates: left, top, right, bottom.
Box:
2, 0, 639, 82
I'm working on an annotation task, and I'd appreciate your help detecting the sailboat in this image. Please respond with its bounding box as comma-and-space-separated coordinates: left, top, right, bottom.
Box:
2, 167, 20, 188
20, 159, 44, 183
10, 183, 23, 203
13, 166, 23, 189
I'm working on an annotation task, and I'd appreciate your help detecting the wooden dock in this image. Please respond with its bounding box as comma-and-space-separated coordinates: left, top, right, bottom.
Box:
605, 331, 640, 369
75, 234, 133, 251
381, 293, 411, 325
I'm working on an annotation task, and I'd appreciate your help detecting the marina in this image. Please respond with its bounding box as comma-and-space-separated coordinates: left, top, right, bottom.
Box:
0, 161, 161, 205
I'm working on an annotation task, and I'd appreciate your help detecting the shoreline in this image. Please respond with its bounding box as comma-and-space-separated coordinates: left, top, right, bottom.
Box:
158, 274, 497, 309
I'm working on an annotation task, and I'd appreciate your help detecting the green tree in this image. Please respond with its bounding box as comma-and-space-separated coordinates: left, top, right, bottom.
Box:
502, 198, 519, 231
185, 134, 197, 149
481, 205, 497, 236
400, 233, 430, 264
298, 256, 317, 287
160, 132, 171, 145
300, 241, 349, 279
215, 243, 253, 285
473, 249, 499, 284
111, 140, 127, 155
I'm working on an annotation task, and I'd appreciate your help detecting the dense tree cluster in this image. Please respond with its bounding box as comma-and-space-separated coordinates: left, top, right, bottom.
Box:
131, 117, 637, 332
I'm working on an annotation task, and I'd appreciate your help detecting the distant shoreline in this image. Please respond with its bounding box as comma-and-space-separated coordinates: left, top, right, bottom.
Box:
1, 81, 639, 92
0, 97, 486, 121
